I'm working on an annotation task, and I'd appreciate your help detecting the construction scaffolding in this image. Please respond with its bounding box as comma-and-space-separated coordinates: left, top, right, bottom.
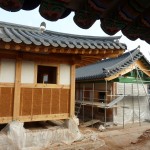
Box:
75, 50, 150, 128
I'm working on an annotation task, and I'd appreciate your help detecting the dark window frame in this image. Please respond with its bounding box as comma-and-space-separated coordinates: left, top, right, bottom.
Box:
37, 65, 58, 84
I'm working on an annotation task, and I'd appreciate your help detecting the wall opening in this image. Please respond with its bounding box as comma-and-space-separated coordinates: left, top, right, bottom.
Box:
37, 65, 57, 84
98, 92, 106, 103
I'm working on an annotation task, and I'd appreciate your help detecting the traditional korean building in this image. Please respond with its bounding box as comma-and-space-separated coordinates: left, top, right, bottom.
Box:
0, 21, 126, 124
76, 48, 150, 125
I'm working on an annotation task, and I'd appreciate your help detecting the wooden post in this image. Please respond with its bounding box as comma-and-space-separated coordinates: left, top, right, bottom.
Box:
13, 58, 22, 120
70, 64, 76, 117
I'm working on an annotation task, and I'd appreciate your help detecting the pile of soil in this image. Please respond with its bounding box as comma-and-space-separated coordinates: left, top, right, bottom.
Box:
131, 129, 150, 144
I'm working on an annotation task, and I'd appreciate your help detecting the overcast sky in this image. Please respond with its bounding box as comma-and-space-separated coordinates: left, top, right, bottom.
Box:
0, 7, 150, 60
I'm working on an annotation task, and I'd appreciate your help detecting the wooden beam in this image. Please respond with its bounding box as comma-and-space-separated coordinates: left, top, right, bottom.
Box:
0, 40, 125, 56
34, 47, 40, 52
15, 45, 21, 50
70, 64, 76, 117
136, 60, 150, 77
13, 57, 22, 120
18, 113, 69, 122
25, 46, 31, 51
4, 43, 11, 49
0, 117, 13, 124
44, 47, 49, 52
0, 83, 14, 87
20, 83, 70, 89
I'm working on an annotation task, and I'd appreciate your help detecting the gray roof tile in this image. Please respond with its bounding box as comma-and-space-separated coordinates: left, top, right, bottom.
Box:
76, 48, 147, 81
0, 21, 127, 50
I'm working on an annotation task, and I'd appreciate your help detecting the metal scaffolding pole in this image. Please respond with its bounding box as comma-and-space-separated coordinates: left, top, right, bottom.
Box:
105, 80, 107, 127
128, 48, 142, 126
82, 85, 85, 122
92, 83, 94, 127
132, 83, 135, 124
123, 81, 125, 128
136, 79, 141, 126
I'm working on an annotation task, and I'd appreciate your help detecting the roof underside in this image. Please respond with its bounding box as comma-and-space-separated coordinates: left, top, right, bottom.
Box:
76, 48, 150, 81
0, 0, 150, 44
0, 21, 126, 67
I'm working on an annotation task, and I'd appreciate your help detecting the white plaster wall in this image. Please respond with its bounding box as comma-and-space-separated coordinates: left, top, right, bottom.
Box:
60, 64, 70, 85
21, 61, 35, 83
0, 59, 16, 83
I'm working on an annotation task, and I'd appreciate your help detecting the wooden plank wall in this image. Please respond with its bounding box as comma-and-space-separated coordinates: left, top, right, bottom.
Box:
20, 88, 70, 117
0, 87, 14, 123
0, 87, 14, 117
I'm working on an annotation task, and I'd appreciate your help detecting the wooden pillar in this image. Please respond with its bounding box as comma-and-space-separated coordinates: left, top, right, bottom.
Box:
13, 58, 22, 120
70, 64, 76, 117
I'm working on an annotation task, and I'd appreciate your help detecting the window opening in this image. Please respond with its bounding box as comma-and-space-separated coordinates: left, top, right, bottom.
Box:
37, 65, 57, 84
98, 92, 106, 103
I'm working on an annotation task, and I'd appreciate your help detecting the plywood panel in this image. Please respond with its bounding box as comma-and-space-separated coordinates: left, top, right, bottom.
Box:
32, 88, 42, 115
42, 88, 51, 114
19, 87, 70, 121
0, 87, 14, 117
51, 89, 60, 114
20, 88, 32, 116
60, 89, 70, 113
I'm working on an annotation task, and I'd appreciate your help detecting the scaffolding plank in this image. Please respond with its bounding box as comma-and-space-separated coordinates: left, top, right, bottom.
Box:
76, 100, 119, 108
106, 95, 124, 108
47, 120, 64, 126
76, 100, 103, 107
80, 119, 100, 127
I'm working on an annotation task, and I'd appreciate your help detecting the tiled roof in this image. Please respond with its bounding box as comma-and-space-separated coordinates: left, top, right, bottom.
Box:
0, 21, 126, 50
0, 0, 149, 44
76, 47, 146, 81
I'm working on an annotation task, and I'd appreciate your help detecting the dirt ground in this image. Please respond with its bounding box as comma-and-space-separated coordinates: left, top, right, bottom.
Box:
0, 121, 149, 150
47, 122, 150, 150
98, 122, 150, 150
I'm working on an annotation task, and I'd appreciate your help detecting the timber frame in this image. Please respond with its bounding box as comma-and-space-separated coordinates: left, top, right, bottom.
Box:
0, 21, 126, 123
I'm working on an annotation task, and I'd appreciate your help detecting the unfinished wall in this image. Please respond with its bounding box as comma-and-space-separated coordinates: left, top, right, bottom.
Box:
76, 82, 113, 102
116, 82, 148, 96
0, 58, 72, 123
60, 64, 70, 85
0, 87, 14, 117
0, 59, 16, 83
20, 88, 70, 117
113, 96, 150, 124
21, 61, 35, 83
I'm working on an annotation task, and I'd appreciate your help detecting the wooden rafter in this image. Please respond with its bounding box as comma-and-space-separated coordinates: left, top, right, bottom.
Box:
0, 40, 125, 67
136, 60, 150, 77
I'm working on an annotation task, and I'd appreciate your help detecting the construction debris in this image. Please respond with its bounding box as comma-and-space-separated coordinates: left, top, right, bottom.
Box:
0, 117, 83, 150
98, 125, 106, 132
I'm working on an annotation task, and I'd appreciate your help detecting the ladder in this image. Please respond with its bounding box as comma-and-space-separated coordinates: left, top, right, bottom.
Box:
75, 101, 84, 117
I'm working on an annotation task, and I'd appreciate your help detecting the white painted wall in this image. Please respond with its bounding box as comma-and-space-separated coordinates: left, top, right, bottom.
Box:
60, 64, 70, 85
0, 59, 16, 83
21, 61, 35, 83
